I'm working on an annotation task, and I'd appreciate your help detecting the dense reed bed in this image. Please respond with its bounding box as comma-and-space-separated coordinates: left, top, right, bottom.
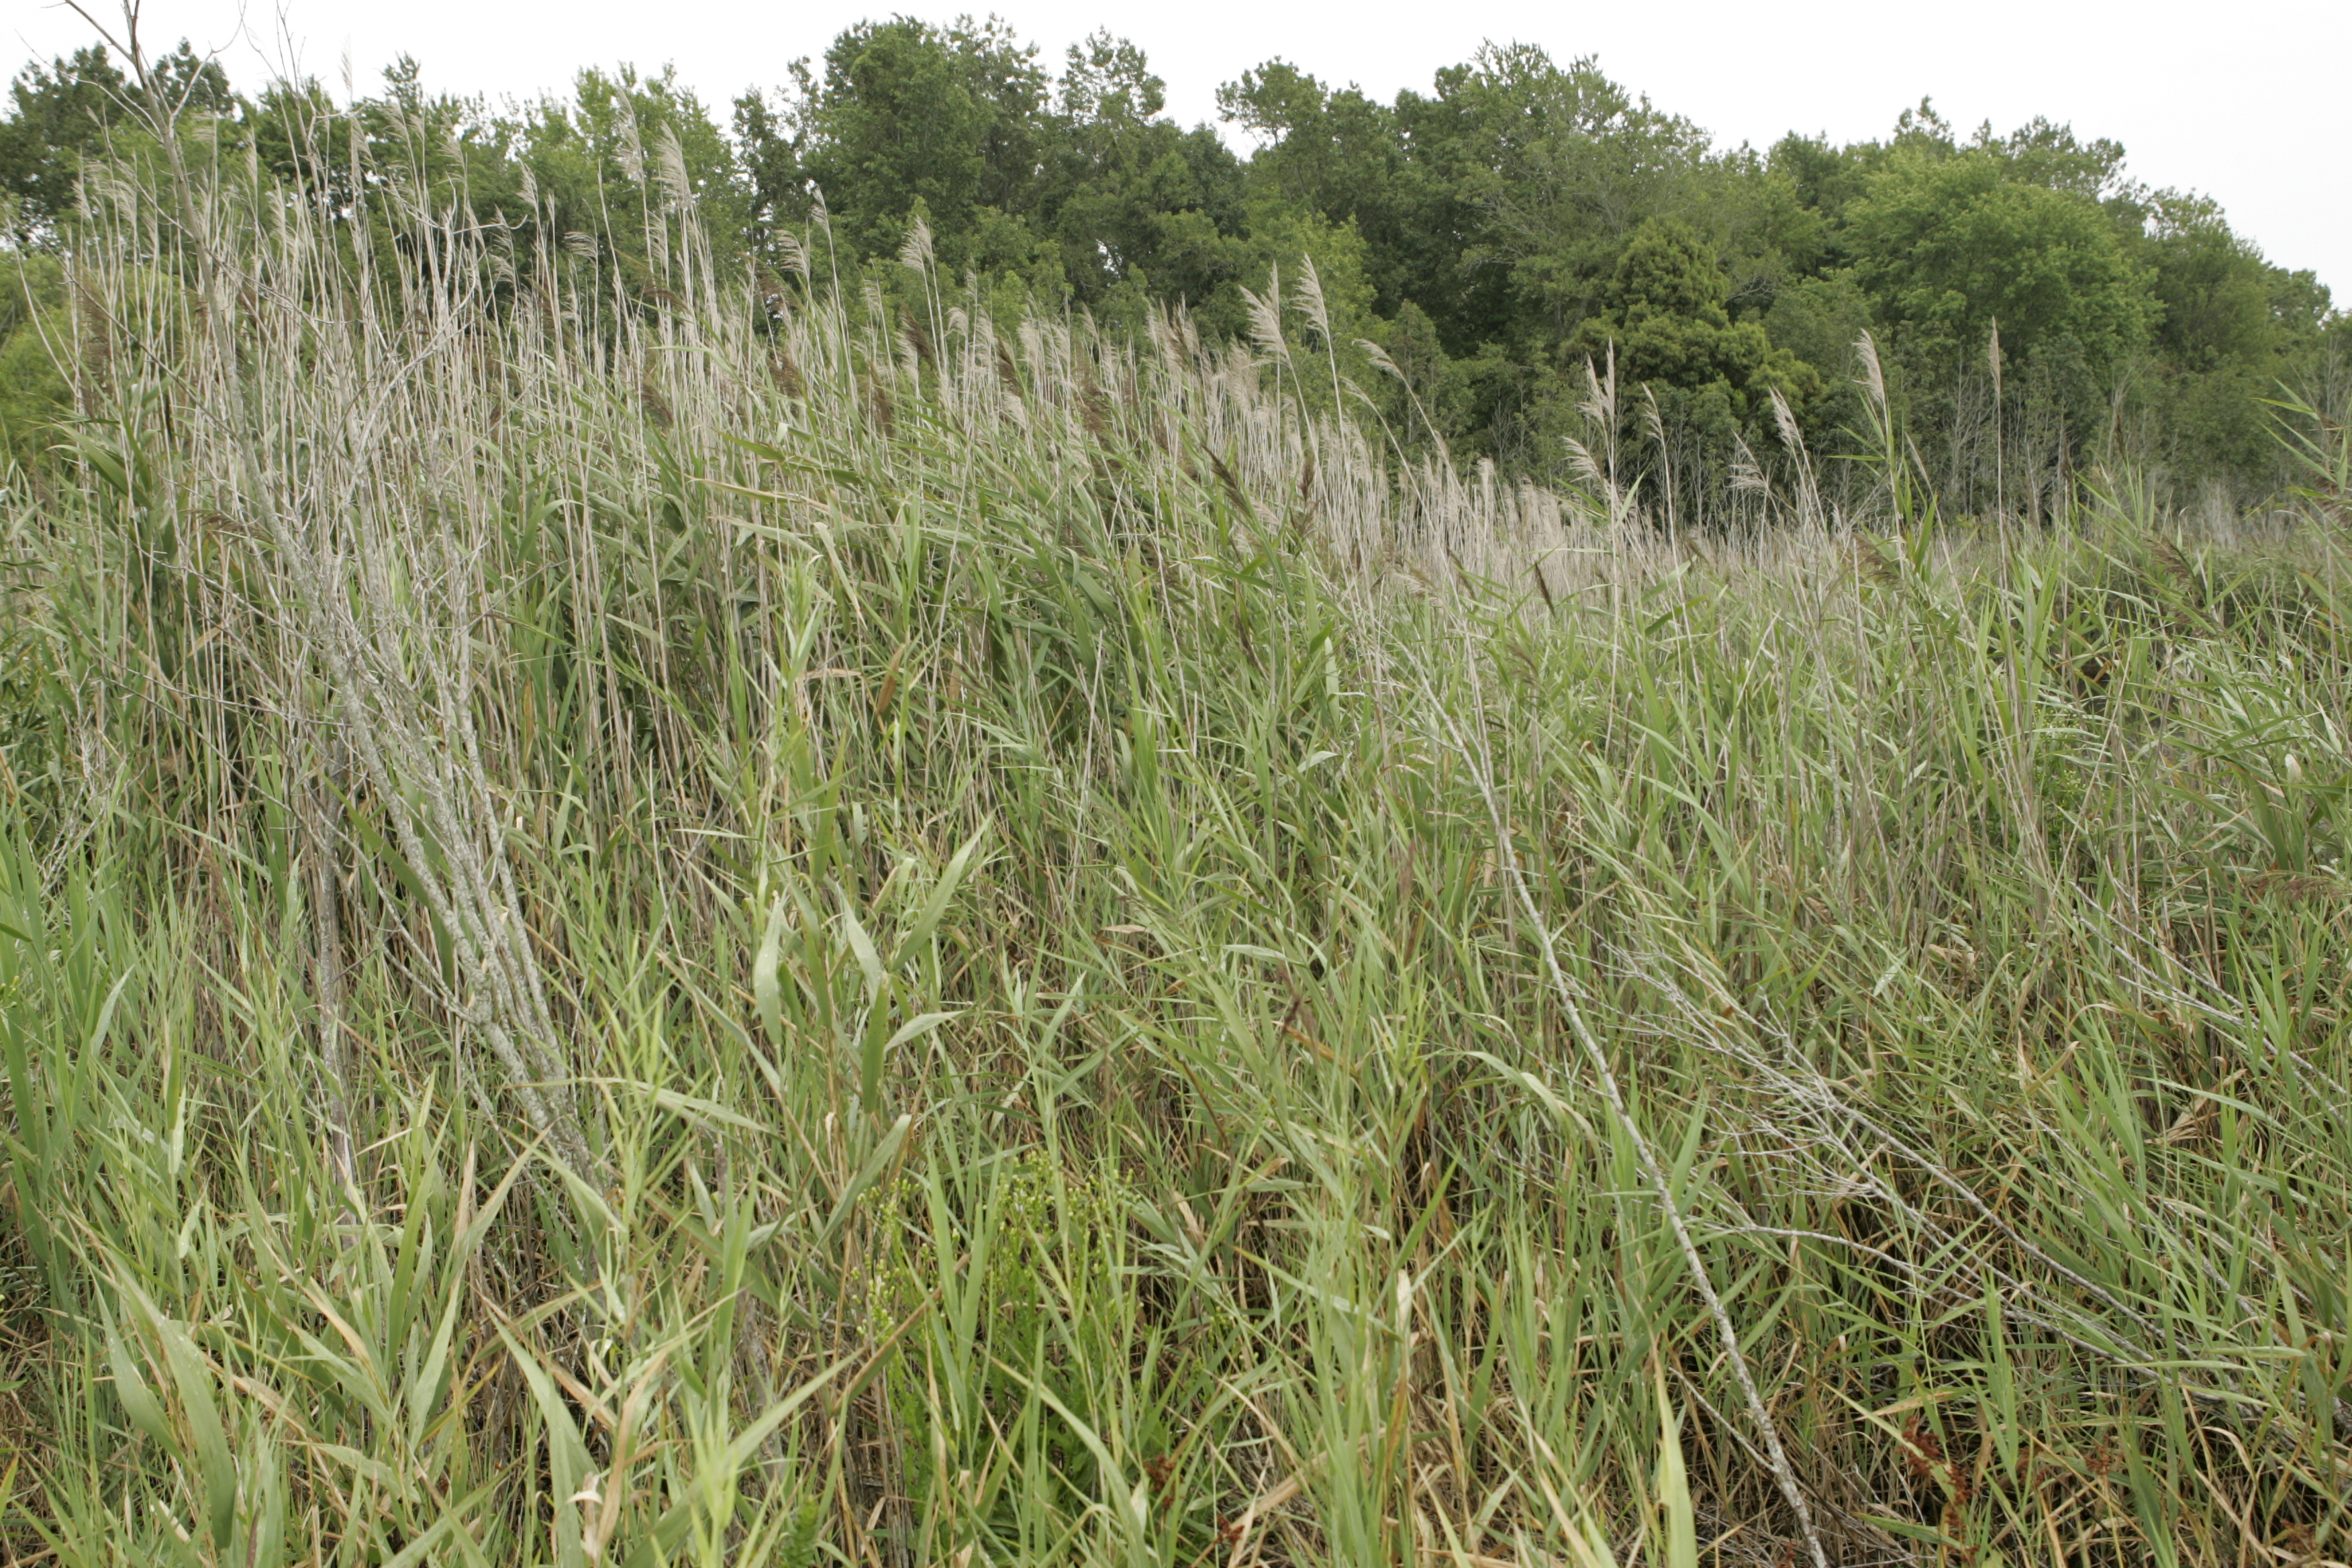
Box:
0, 119, 2348, 1567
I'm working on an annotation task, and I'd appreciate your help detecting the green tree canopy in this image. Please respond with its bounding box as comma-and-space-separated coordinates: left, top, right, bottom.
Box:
1845, 146, 2157, 385
730, 21, 1255, 314
778, 17, 1055, 269
0, 40, 233, 240
1567, 217, 1821, 454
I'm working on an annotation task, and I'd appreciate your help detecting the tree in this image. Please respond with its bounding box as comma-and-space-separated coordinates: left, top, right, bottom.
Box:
1216, 62, 1415, 309
1846, 148, 2156, 387
2106, 193, 2335, 486
1566, 217, 1821, 475
2136, 195, 2317, 373
781, 17, 1056, 273
1043, 32, 1246, 313
0, 41, 234, 241
1398, 46, 1711, 352
734, 23, 1253, 317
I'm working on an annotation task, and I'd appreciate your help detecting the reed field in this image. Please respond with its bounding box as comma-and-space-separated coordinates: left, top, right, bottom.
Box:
0, 111, 2349, 1568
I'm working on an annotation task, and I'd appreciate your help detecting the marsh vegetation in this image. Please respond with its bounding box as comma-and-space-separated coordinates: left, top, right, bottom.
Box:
0, 18, 2349, 1568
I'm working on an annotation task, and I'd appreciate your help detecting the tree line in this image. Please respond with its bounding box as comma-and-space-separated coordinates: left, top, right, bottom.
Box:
3, 17, 2345, 515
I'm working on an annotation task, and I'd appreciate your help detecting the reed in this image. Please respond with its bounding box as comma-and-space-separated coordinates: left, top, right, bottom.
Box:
0, 93, 2347, 1568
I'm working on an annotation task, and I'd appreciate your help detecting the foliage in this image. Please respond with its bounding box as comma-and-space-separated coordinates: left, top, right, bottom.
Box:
1846, 146, 2157, 389
0, 40, 232, 240
1568, 217, 1822, 447
0, 253, 69, 465
777, 17, 1056, 264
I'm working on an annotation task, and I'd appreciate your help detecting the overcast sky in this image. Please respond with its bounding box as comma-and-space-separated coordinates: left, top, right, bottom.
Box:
13, 0, 2349, 299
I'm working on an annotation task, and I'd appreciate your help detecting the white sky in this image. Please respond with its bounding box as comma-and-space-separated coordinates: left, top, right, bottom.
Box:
13, 0, 2349, 300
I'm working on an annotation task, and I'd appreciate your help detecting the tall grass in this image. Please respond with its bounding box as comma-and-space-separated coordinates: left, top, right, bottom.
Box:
0, 96, 2348, 1568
